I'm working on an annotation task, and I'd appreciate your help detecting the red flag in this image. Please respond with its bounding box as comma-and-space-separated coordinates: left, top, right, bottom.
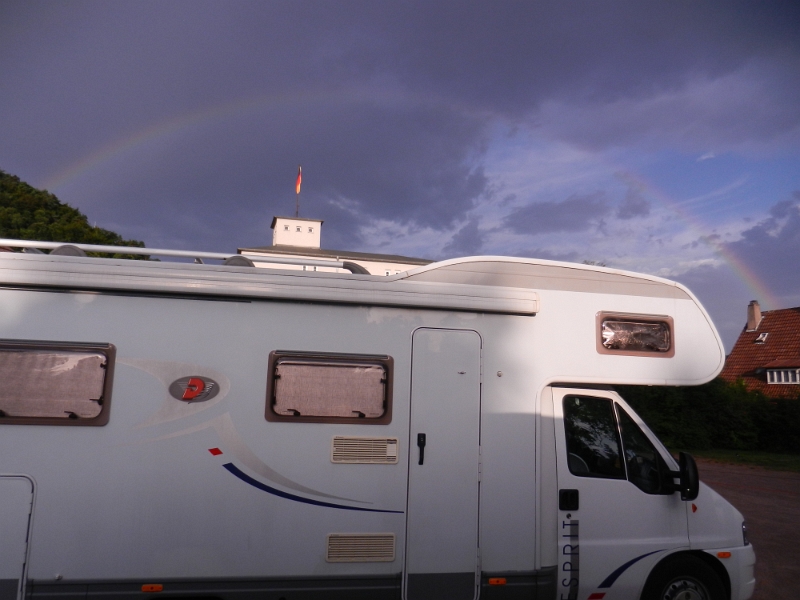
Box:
295, 166, 302, 195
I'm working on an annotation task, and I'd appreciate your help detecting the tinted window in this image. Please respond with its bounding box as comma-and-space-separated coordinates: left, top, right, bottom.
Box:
563, 396, 625, 479
617, 405, 675, 495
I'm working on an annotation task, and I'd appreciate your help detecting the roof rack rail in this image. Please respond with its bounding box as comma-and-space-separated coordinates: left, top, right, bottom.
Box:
0, 238, 369, 274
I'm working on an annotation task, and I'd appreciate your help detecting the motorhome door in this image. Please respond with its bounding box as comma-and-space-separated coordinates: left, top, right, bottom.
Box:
0, 476, 34, 600
550, 387, 688, 599
405, 328, 481, 600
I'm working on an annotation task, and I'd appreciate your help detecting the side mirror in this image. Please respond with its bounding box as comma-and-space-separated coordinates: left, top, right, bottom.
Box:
677, 452, 699, 501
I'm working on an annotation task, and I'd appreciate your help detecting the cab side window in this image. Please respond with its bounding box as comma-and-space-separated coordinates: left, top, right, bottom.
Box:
563, 396, 625, 479
616, 405, 675, 495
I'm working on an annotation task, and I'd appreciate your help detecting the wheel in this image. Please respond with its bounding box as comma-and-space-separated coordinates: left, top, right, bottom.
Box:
641, 555, 726, 600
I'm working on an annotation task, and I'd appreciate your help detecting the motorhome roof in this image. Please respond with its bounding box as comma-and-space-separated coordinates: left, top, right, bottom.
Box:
404, 256, 691, 300
0, 238, 693, 314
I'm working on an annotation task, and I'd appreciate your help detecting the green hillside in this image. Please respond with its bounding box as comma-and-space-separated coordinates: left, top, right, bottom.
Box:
0, 169, 146, 256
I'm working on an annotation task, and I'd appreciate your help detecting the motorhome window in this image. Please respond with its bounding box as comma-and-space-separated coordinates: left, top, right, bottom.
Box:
563, 396, 625, 479
616, 405, 675, 495
597, 313, 674, 357
266, 352, 392, 424
0, 341, 114, 426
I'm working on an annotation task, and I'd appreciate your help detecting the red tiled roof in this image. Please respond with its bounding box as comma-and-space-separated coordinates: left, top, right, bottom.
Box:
764, 358, 800, 368
720, 306, 800, 398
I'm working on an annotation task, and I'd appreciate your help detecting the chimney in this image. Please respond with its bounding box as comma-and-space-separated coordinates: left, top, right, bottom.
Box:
746, 300, 762, 331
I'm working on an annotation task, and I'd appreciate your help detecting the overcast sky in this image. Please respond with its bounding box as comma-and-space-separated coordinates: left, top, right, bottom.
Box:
1, 1, 798, 351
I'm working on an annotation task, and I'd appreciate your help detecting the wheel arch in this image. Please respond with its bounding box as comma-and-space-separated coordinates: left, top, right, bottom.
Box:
642, 550, 731, 600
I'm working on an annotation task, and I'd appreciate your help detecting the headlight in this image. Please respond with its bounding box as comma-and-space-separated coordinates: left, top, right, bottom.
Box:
742, 521, 749, 546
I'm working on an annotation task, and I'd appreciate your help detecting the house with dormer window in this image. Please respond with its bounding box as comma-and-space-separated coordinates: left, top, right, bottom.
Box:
719, 300, 800, 398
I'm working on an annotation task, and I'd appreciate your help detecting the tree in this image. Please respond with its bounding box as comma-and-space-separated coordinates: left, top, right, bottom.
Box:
0, 169, 146, 258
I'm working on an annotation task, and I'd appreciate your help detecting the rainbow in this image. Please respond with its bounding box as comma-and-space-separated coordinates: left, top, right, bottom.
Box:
41, 103, 780, 311
616, 170, 779, 311
42, 95, 278, 191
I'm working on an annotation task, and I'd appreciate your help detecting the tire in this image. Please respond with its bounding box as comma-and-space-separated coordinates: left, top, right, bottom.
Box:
641, 555, 726, 600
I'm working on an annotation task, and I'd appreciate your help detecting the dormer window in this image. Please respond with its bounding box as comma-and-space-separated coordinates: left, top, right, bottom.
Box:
755, 332, 769, 344
767, 369, 800, 384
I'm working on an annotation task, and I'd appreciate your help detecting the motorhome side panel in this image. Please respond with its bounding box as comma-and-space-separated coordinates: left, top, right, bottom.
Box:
0, 287, 541, 595
2, 288, 419, 581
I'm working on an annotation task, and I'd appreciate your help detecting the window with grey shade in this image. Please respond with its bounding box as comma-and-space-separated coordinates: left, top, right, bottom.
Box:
266, 352, 392, 424
0, 341, 114, 425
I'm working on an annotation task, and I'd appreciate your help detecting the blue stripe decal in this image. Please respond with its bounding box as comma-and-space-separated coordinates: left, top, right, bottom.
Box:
598, 550, 663, 589
223, 463, 404, 513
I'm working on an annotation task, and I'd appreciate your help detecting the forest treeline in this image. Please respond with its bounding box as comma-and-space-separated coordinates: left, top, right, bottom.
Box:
618, 379, 800, 454
0, 169, 146, 257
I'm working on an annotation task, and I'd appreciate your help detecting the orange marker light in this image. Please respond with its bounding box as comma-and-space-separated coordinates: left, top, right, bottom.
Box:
141, 584, 163, 593
717, 552, 732, 559
488, 578, 507, 586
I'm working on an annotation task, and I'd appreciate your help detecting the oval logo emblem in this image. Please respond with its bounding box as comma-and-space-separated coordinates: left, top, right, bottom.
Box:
169, 376, 220, 403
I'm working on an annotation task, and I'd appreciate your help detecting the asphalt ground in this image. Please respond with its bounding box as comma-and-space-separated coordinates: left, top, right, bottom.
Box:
697, 459, 800, 600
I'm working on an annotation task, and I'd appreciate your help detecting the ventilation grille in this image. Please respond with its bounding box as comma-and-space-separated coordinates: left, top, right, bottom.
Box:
326, 533, 396, 562
331, 436, 398, 464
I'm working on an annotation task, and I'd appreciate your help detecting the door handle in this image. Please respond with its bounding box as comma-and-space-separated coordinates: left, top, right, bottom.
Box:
559, 489, 579, 511
417, 433, 426, 465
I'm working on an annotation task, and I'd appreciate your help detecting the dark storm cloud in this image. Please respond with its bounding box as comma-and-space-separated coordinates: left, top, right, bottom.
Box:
378, 2, 800, 112
1, 0, 798, 251
442, 218, 484, 258
725, 193, 800, 297
537, 61, 800, 151
377, 1, 800, 155
51, 99, 489, 252
503, 192, 610, 235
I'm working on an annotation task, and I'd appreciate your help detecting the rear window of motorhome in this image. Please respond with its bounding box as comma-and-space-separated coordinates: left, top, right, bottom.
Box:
266, 352, 392, 424
0, 341, 114, 425
597, 313, 674, 357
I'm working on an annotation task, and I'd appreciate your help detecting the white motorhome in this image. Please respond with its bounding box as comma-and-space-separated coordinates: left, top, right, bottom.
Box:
0, 240, 755, 600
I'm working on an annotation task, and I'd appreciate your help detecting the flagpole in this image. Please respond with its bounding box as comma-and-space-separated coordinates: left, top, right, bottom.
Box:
295, 165, 302, 218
